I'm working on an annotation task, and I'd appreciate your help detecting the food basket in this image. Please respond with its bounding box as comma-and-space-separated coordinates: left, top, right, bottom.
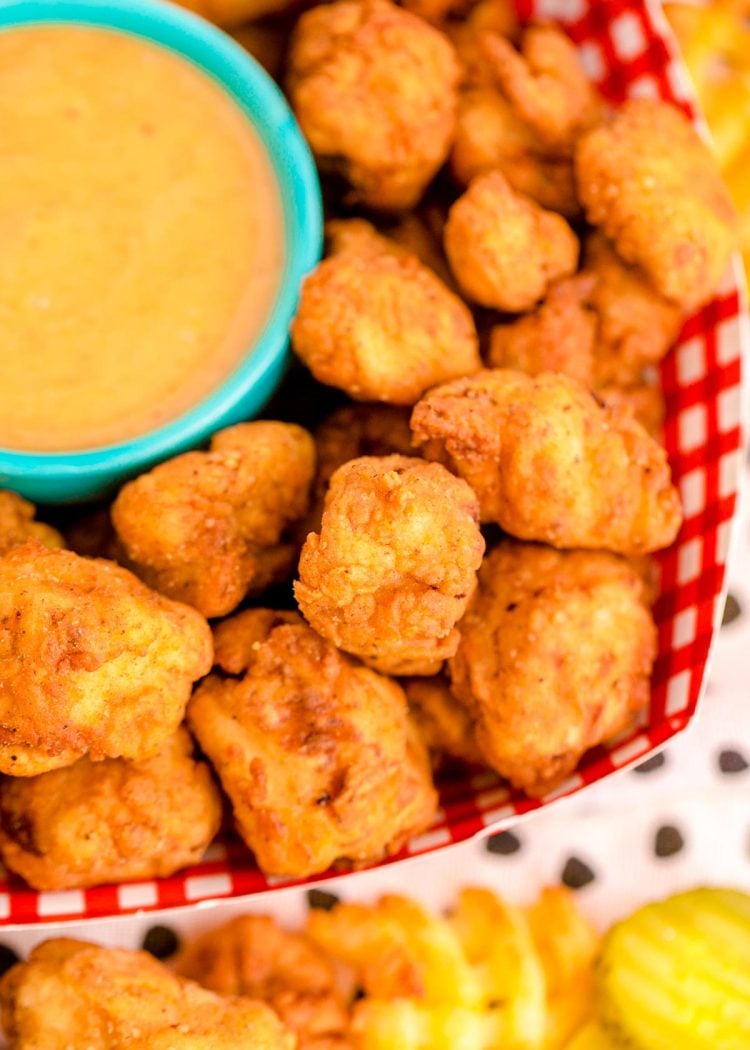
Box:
0, 0, 746, 930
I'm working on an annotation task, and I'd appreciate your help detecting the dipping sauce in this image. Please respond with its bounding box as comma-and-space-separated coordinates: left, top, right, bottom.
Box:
0, 25, 284, 451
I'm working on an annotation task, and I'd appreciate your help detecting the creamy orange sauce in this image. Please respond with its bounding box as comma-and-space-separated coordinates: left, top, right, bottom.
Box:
0, 25, 284, 451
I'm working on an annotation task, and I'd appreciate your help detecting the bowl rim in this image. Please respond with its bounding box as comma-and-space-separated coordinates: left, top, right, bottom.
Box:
0, 0, 322, 480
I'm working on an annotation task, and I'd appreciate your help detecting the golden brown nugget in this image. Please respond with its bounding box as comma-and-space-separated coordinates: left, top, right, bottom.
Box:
0, 939, 294, 1050
403, 675, 483, 766
176, 915, 352, 1048
188, 612, 437, 876
451, 86, 581, 214
212, 607, 304, 675
444, 171, 579, 311
287, 0, 460, 211
480, 25, 603, 152
301, 403, 415, 537
411, 370, 682, 553
0, 729, 221, 891
112, 421, 315, 618
291, 221, 480, 405
379, 213, 455, 286
598, 381, 666, 442
584, 233, 684, 385
0, 543, 212, 778
0, 490, 63, 554
295, 456, 485, 676
575, 98, 737, 309
449, 542, 657, 796
488, 274, 597, 385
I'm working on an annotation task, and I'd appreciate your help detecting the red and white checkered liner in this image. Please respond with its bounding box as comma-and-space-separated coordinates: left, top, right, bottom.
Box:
1, 0, 746, 927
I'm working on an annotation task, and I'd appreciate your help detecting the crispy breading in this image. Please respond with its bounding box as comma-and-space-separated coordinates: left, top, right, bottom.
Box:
597, 381, 665, 442
444, 171, 579, 311
488, 274, 597, 385
575, 98, 737, 309
0, 939, 293, 1050
410, 369, 682, 553
0, 490, 63, 554
112, 421, 315, 619
287, 0, 460, 210
403, 675, 483, 766
380, 214, 455, 286
295, 456, 485, 675
0, 729, 221, 891
301, 403, 415, 538
480, 25, 604, 152
451, 87, 580, 214
0, 542, 212, 778
291, 221, 480, 405
212, 608, 304, 675
449, 542, 657, 796
175, 915, 352, 1049
584, 233, 684, 386
188, 611, 437, 876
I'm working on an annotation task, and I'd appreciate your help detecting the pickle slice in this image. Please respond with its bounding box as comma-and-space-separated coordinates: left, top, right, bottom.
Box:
596, 888, 750, 1049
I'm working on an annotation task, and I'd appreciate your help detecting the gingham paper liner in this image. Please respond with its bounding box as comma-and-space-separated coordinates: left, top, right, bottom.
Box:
1, 0, 746, 926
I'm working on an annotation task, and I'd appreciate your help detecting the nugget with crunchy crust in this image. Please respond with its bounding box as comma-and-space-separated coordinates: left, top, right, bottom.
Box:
295, 456, 485, 675
444, 171, 579, 311
291, 221, 480, 405
576, 98, 736, 309
403, 675, 483, 766
0, 490, 63, 554
0, 939, 293, 1050
481, 25, 603, 152
287, 0, 459, 210
449, 542, 657, 795
176, 915, 352, 1049
0, 729, 221, 891
0, 543, 212, 778
112, 421, 315, 619
411, 370, 682, 553
188, 611, 436, 876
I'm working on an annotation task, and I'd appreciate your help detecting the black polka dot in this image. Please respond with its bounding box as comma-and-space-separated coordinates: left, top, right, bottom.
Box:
142, 925, 180, 960
485, 830, 522, 856
654, 825, 684, 858
633, 751, 667, 774
307, 889, 340, 911
722, 593, 742, 626
0, 944, 19, 977
718, 749, 749, 774
561, 856, 596, 889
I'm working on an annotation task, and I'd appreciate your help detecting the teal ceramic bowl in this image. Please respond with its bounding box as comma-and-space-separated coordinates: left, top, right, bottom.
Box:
0, 0, 322, 504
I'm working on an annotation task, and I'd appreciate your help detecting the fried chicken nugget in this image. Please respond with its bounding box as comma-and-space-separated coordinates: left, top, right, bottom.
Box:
188, 610, 437, 876
295, 456, 485, 676
575, 98, 737, 309
0, 543, 212, 778
0, 490, 63, 554
597, 381, 665, 443
487, 274, 597, 385
0, 729, 221, 891
444, 171, 579, 311
0, 940, 293, 1050
481, 25, 603, 152
112, 421, 315, 619
583, 233, 684, 386
410, 370, 682, 553
449, 542, 657, 796
287, 0, 460, 211
300, 403, 415, 538
403, 675, 483, 766
176, 915, 352, 1049
451, 86, 581, 215
291, 220, 480, 405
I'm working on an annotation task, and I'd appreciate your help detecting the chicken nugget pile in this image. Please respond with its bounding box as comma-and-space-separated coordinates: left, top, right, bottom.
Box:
0, 0, 738, 897
0, 885, 600, 1049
